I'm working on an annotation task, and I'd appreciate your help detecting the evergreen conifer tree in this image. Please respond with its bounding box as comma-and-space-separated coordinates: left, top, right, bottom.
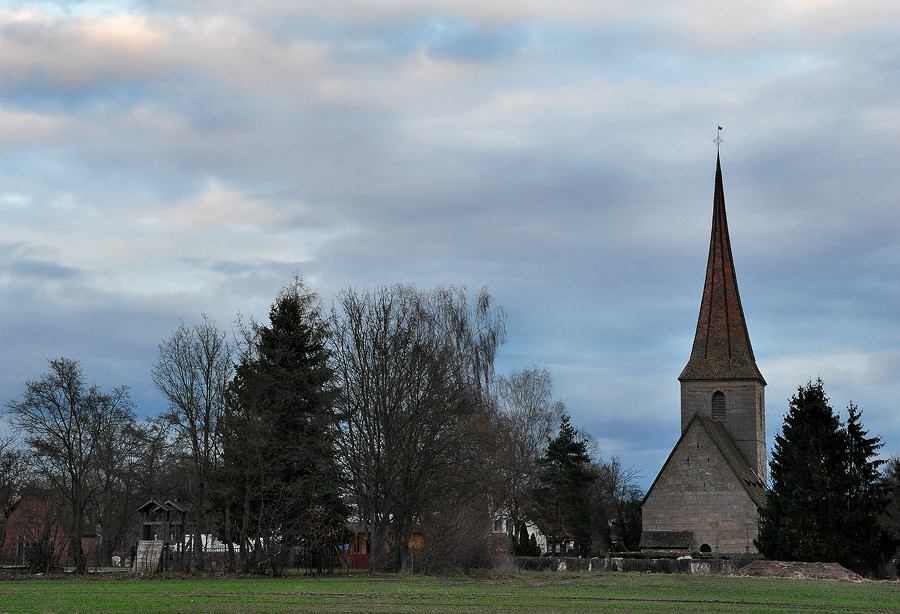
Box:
528, 532, 540, 557
841, 403, 897, 573
756, 379, 896, 573
532, 415, 596, 556
221, 277, 345, 574
512, 520, 541, 556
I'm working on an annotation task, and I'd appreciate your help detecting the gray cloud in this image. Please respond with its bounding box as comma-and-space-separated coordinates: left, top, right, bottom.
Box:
2, 2, 900, 487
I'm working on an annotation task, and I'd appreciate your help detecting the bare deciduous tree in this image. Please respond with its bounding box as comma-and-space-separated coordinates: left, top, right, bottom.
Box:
592, 456, 643, 552
331, 284, 505, 572
4, 358, 135, 574
493, 365, 565, 547
151, 314, 232, 570
0, 432, 27, 556
91, 418, 161, 565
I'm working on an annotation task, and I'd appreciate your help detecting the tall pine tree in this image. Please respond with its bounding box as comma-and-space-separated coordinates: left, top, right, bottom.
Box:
531, 415, 596, 556
756, 379, 896, 573
220, 277, 345, 574
842, 402, 897, 573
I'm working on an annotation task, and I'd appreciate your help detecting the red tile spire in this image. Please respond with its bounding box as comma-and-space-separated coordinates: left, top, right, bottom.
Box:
679, 153, 765, 383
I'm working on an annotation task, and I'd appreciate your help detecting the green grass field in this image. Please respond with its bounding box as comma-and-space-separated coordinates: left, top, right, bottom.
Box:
1, 572, 899, 614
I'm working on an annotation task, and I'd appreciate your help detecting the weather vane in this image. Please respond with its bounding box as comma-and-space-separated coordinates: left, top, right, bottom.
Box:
713, 125, 724, 149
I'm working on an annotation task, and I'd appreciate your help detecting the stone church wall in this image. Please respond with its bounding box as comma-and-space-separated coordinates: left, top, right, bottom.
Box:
642, 421, 760, 553
680, 379, 766, 480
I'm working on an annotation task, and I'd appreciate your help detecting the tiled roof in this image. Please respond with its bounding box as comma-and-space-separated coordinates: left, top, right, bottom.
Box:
695, 414, 767, 508
641, 413, 767, 510
345, 521, 371, 534
679, 153, 765, 384
137, 499, 190, 514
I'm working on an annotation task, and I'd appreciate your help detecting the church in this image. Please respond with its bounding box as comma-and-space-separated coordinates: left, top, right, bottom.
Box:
640, 153, 768, 554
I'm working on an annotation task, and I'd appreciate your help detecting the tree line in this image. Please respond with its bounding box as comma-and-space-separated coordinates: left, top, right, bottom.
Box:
0, 277, 641, 575
4, 278, 900, 577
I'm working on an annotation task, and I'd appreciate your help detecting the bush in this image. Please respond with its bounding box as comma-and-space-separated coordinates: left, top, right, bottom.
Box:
411, 504, 500, 574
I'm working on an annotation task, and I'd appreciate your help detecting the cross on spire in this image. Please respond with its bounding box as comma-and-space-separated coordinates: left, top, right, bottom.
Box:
713, 125, 724, 148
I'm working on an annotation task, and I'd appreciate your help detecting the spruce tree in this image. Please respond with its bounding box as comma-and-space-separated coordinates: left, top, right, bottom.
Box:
532, 415, 596, 556
756, 379, 844, 562
528, 532, 540, 557
221, 277, 345, 574
842, 403, 897, 573
513, 521, 541, 557
756, 379, 896, 573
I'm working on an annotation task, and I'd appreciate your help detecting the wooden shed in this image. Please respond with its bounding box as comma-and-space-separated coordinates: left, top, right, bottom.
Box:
134, 500, 192, 572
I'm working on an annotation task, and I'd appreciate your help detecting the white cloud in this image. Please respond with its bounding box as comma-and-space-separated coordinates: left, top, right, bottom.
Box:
0, 106, 67, 146
0, 177, 354, 299
0, 10, 177, 88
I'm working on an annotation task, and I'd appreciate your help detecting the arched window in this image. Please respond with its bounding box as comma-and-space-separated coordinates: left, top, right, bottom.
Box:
700, 543, 712, 553
712, 391, 726, 421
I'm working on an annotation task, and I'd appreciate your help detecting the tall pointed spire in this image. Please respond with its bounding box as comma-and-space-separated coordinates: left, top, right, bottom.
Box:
679, 153, 765, 383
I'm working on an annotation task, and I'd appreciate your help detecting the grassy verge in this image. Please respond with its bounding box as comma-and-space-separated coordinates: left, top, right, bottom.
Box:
1, 572, 898, 613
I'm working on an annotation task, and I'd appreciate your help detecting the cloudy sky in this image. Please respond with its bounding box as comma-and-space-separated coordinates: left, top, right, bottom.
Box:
1, 0, 899, 487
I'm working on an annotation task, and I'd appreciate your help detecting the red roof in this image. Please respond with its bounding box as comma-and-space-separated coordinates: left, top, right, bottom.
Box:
679, 154, 765, 383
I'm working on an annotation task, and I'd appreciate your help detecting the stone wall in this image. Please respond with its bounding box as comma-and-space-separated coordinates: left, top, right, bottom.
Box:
514, 556, 748, 574
680, 379, 766, 479
642, 420, 760, 553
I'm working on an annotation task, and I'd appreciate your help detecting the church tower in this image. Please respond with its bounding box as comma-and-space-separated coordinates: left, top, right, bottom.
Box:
678, 153, 767, 480
640, 152, 767, 554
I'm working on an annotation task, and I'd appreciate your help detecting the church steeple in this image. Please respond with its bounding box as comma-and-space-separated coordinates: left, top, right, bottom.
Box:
679, 153, 765, 384
639, 150, 768, 557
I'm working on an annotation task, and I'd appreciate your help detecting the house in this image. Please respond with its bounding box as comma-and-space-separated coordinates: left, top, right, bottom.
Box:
337, 523, 371, 568
0, 492, 99, 569
491, 516, 548, 554
336, 522, 426, 569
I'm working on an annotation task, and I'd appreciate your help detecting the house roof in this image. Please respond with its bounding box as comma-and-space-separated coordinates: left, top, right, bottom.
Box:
138, 499, 172, 513
641, 412, 767, 509
138, 499, 189, 514
679, 153, 765, 384
165, 500, 189, 513
344, 521, 370, 535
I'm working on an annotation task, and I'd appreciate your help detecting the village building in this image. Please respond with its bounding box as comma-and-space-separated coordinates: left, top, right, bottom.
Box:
640, 153, 768, 554
0, 492, 95, 569
134, 499, 193, 572
490, 516, 548, 555
336, 522, 426, 569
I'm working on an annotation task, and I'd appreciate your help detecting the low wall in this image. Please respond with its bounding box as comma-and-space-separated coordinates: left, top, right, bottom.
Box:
514, 556, 753, 575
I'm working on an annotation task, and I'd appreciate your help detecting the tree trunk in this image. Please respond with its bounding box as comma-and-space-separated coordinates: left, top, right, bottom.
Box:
368, 518, 391, 572
239, 478, 251, 573
399, 542, 412, 574
72, 491, 88, 575
192, 468, 206, 571
224, 506, 235, 573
